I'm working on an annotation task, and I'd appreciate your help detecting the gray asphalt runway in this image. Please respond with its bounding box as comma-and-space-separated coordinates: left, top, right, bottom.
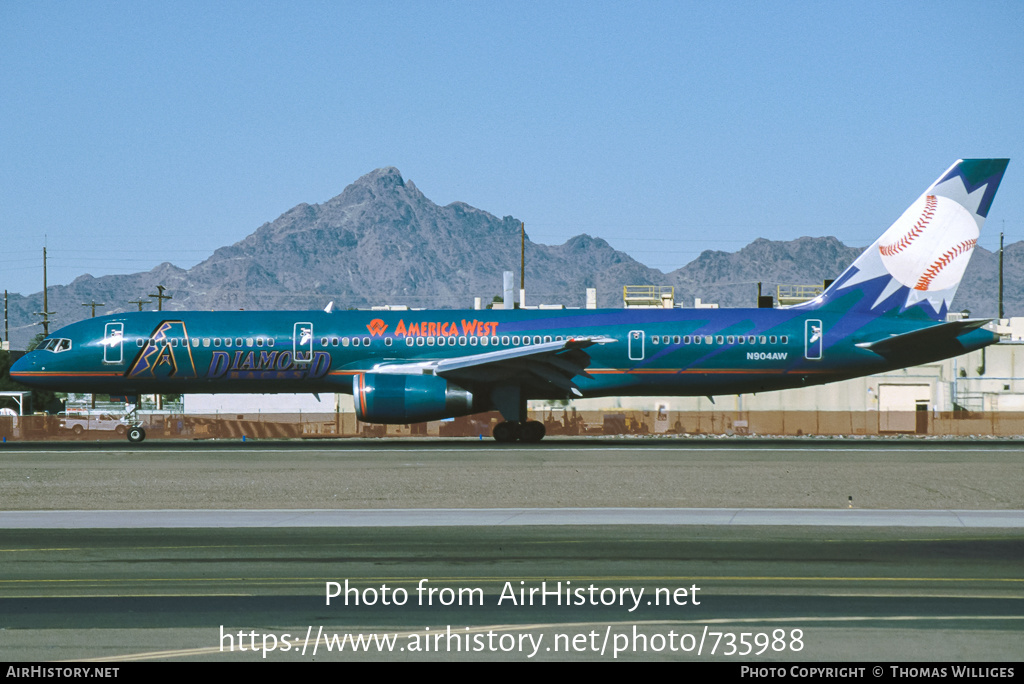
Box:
2, 438, 1022, 510
1, 439, 1021, 661
2, 507, 1024, 528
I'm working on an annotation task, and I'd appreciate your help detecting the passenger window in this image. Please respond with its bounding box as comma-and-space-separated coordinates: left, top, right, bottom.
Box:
693, 336, 701, 345
203, 338, 211, 347
715, 336, 723, 344
236, 338, 243, 347
213, 338, 221, 347
137, 338, 145, 347
427, 337, 435, 346
512, 336, 520, 345
544, 336, 552, 343
533, 336, 542, 345
406, 337, 414, 347
480, 337, 489, 346
385, 337, 392, 347
342, 338, 350, 347
363, 337, 370, 346
267, 338, 274, 347
256, 338, 264, 347
469, 337, 477, 346
653, 337, 660, 345
705, 336, 713, 344
781, 336, 789, 344
770, 335, 777, 344
759, 336, 767, 344
353, 338, 360, 347
502, 336, 510, 345
459, 336, 467, 345
320, 337, 328, 346
417, 338, 425, 346
727, 336, 735, 344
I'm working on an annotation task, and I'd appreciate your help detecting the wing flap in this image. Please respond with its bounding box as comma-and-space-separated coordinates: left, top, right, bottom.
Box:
368, 336, 614, 396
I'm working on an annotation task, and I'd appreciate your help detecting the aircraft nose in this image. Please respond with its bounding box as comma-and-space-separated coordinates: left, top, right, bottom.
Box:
9, 353, 40, 385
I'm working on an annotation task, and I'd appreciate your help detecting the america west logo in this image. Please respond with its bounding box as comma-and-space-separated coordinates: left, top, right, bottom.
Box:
366, 319, 389, 336
127, 321, 198, 379
365, 318, 500, 338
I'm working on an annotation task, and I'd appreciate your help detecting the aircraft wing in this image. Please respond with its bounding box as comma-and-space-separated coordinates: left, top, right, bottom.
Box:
369, 336, 616, 396
855, 319, 992, 357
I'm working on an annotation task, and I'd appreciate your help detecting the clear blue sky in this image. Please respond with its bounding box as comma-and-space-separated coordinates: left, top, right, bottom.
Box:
2, 1, 1021, 296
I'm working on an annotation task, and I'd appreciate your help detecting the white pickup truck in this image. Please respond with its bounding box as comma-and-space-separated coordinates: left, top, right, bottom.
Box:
60, 413, 129, 436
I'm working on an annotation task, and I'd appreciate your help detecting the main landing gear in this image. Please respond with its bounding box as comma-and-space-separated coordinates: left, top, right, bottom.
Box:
123, 401, 146, 444
492, 420, 546, 443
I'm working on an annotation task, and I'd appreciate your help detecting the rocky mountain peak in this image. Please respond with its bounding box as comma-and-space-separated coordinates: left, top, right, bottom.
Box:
1, 168, 1019, 350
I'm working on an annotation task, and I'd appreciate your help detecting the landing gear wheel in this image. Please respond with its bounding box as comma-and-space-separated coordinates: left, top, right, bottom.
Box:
492, 421, 522, 443
520, 420, 546, 443
127, 427, 146, 444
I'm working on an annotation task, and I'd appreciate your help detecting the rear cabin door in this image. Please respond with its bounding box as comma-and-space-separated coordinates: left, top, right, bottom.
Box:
804, 319, 823, 360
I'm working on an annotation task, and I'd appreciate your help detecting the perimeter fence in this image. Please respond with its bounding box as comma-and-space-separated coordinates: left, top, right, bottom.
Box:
2, 409, 1023, 441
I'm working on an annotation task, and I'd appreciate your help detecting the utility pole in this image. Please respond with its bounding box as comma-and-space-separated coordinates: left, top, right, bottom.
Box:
998, 226, 1004, 320
148, 285, 172, 311
82, 301, 106, 318
520, 221, 525, 308
4, 290, 8, 346
33, 247, 56, 336
129, 299, 152, 311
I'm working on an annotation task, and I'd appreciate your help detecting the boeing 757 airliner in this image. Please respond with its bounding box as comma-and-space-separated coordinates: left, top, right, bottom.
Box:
11, 159, 1009, 442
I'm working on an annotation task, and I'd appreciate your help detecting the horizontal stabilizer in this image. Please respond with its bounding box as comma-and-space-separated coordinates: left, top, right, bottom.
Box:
855, 319, 991, 357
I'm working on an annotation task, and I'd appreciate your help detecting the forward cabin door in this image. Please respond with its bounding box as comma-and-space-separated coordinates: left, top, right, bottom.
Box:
293, 322, 314, 364
103, 322, 124, 364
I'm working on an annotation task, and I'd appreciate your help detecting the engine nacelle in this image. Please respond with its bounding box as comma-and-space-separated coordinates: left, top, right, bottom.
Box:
353, 373, 475, 423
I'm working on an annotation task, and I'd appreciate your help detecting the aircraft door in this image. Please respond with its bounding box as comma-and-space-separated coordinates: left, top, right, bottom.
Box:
628, 330, 645, 361
805, 319, 823, 360
294, 322, 314, 363
103, 322, 124, 364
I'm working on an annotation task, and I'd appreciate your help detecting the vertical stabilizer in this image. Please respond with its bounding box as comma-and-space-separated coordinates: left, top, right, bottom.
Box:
798, 159, 1009, 320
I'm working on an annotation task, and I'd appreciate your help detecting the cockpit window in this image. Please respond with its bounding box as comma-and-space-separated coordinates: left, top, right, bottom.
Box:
37, 338, 72, 353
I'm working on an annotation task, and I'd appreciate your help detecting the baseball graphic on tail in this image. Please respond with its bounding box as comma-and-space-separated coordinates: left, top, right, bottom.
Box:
877, 194, 978, 292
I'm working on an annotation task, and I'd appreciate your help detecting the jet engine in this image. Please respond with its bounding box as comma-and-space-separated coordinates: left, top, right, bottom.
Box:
353, 373, 475, 423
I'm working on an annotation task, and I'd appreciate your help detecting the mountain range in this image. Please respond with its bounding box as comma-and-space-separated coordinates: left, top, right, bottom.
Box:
3, 167, 1019, 349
